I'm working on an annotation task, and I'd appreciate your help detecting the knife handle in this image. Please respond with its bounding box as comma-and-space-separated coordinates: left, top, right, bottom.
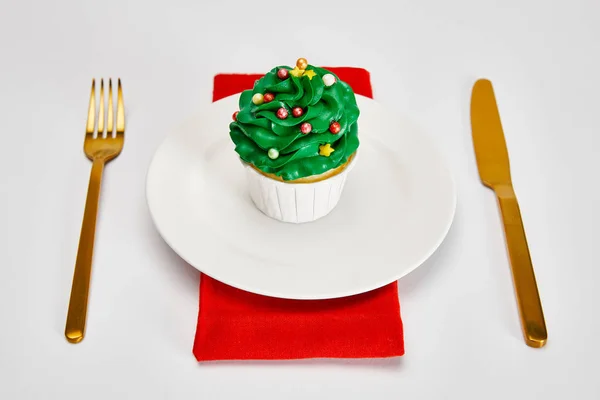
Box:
494, 184, 547, 347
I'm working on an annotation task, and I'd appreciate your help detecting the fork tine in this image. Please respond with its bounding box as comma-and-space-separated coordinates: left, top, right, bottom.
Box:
107, 79, 114, 137
97, 79, 105, 138
86, 79, 95, 135
116, 78, 125, 135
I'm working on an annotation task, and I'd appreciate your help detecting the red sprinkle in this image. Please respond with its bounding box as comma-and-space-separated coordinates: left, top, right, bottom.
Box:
264, 93, 275, 103
300, 122, 312, 134
292, 107, 303, 117
329, 121, 341, 134
276, 107, 289, 119
277, 68, 289, 80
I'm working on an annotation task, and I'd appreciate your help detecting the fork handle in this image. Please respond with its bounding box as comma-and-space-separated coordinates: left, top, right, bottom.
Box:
65, 159, 105, 343
494, 184, 547, 348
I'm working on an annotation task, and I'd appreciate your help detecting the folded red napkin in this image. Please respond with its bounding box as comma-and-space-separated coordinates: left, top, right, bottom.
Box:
192, 67, 404, 361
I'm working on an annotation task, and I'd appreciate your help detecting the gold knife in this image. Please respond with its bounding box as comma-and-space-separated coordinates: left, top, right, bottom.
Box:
470, 78, 547, 348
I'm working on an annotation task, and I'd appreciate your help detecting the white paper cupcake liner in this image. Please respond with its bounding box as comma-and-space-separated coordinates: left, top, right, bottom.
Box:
242, 153, 358, 224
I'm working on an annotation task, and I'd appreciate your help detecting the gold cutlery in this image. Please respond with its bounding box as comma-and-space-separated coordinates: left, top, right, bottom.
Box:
470, 78, 547, 348
65, 78, 125, 343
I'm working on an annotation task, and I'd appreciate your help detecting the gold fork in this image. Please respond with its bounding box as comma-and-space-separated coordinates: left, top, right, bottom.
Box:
65, 78, 125, 343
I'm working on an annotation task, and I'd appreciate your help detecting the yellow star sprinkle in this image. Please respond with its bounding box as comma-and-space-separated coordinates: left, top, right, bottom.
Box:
303, 70, 317, 80
319, 143, 335, 157
289, 66, 305, 78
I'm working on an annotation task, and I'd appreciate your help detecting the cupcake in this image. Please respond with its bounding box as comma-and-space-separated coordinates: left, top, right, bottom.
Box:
229, 58, 360, 223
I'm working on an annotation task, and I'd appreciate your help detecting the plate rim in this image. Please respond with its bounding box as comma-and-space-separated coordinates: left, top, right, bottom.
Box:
145, 93, 457, 300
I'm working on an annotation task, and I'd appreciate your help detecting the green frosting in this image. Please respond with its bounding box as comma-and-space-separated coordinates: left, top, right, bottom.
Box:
229, 64, 360, 181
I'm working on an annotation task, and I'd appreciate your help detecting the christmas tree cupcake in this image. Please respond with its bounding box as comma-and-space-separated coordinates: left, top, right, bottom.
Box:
229, 58, 360, 223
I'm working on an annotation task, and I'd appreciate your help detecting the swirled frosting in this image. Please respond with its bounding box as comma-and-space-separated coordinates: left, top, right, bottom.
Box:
229, 63, 359, 181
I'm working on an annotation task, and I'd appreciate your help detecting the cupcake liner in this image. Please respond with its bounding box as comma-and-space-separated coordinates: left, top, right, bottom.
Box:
242, 153, 358, 223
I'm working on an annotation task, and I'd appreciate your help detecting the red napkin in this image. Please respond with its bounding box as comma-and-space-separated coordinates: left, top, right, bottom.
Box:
193, 67, 404, 361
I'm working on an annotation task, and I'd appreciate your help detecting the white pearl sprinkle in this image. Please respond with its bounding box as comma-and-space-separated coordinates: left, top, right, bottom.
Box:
322, 74, 336, 87
268, 148, 279, 159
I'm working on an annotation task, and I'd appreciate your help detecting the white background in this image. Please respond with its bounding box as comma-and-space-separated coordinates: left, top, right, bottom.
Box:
1, 0, 599, 398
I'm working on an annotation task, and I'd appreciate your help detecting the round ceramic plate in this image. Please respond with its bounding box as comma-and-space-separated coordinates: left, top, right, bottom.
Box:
146, 94, 456, 300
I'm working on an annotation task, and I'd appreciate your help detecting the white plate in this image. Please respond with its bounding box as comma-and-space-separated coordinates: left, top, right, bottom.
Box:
146, 94, 456, 300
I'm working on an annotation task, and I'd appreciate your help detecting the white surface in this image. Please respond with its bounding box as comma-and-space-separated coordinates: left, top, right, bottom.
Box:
1, 0, 599, 399
146, 94, 456, 299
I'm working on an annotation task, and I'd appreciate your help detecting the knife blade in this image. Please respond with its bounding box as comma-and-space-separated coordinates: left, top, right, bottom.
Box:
470, 78, 547, 348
